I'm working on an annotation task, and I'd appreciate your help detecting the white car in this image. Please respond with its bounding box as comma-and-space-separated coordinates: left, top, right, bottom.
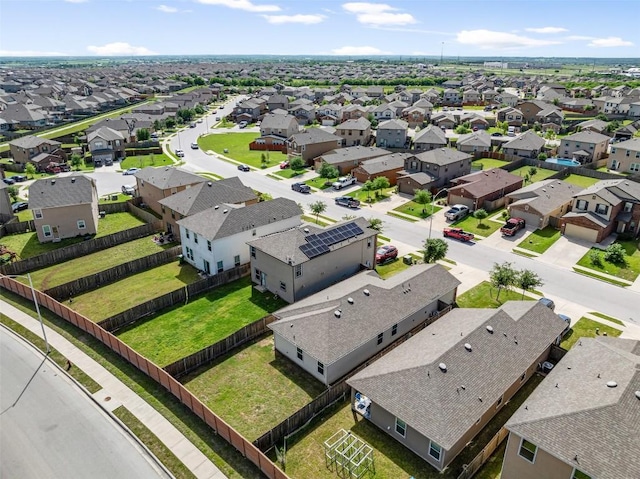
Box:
175, 149, 185, 157
122, 185, 135, 195
123, 167, 139, 175
190, 143, 199, 149
332, 176, 357, 190
444, 204, 470, 221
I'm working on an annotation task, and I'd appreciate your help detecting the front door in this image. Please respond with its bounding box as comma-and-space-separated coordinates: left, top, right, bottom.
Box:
52, 226, 60, 240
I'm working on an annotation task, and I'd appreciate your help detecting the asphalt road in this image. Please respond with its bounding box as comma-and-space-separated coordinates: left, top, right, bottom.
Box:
0, 328, 171, 479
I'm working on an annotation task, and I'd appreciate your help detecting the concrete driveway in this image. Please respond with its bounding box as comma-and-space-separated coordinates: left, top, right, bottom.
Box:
537, 235, 592, 268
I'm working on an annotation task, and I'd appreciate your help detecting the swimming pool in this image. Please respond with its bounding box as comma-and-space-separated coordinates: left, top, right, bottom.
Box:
546, 158, 581, 167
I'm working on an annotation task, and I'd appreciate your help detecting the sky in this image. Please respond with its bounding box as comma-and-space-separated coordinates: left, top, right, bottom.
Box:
1, 0, 639, 58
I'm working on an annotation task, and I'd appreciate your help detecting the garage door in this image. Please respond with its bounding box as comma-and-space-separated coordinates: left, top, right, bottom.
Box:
564, 223, 598, 242
448, 195, 474, 210
509, 210, 541, 230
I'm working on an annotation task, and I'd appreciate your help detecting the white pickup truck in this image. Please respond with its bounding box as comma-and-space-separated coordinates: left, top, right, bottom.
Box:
332, 176, 357, 190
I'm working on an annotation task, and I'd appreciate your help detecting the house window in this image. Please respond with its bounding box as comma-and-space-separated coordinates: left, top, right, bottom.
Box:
595, 204, 608, 215
377, 332, 383, 345
161, 205, 166, 214
77, 220, 86, 229
572, 469, 592, 479
392, 324, 398, 336
429, 441, 442, 461
217, 260, 223, 273
185, 247, 194, 260
518, 438, 537, 463
203, 260, 211, 274
185, 229, 190, 239
193, 233, 198, 244
234, 255, 241, 267
611, 148, 617, 154
624, 202, 633, 213
317, 361, 324, 375
254, 268, 261, 281
395, 418, 406, 437
171, 211, 175, 219
251, 246, 256, 258
297, 347, 303, 361
42, 225, 52, 237
630, 163, 640, 173
207, 240, 212, 251
34, 209, 43, 219
280, 281, 286, 291
367, 237, 372, 248
576, 200, 589, 211
295, 264, 303, 277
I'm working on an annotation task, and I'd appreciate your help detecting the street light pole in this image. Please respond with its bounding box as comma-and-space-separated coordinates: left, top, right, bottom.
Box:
428, 188, 449, 240
8, 273, 50, 354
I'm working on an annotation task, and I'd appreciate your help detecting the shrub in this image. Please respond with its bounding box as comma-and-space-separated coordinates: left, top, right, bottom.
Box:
589, 250, 603, 267
604, 243, 626, 264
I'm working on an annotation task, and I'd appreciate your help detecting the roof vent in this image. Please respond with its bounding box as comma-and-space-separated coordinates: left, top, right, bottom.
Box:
363, 289, 370, 296
438, 363, 447, 372
334, 310, 341, 318
347, 297, 354, 304
214, 205, 219, 210
223, 209, 228, 214
606, 381, 618, 388
208, 182, 212, 186
486, 325, 494, 334
464, 343, 472, 352
303, 227, 310, 234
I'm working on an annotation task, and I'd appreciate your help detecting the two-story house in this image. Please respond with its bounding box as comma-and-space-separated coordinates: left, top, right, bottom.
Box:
497, 107, 524, 127
314, 146, 389, 176
456, 130, 492, 155
371, 104, 397, 122
335, 117, 372, 147
517, 100, 555, 124
559, 130, 609, 164
413, 125, 447, 152
233, 98, 263, 123
135, 167, 206, 218
87, 126, 126, 164
396, 148, 473, 194
442, 89, 461, 105
607, 138, 640, 174
376, 119, 409, 149
9, 136, 64, 171
286, 128, 343, 165
178, 198, 302, 276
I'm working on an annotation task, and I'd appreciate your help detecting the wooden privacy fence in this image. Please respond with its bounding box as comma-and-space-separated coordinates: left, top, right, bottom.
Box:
98, 264, 250, 333
1, 219, 36, 236
0, 222, 162, 276
44, 246, 183, 301
456, 427, 509, 479
164, 314, 276, 378
0, 275, 290, 479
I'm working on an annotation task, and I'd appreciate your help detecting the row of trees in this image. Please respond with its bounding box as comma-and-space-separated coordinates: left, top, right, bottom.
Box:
489, 262, 544, 300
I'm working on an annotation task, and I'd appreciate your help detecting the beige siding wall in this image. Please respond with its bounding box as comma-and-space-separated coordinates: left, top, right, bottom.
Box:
501, 433, 573, 479
250, 249, 296, 303
34, 203, 98, 242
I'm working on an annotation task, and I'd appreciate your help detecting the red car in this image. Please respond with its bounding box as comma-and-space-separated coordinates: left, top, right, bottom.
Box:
443, 227, 475, 242
279, 160, 290, 169
376, 245, 398, 264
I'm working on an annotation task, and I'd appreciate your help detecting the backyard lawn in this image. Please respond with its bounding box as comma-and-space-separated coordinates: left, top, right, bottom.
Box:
116, 277, 286, 366
516, 226, 561, 254
509, 166, 556, 183
575, 240, 640, 282
183, 335, 326, 441
0, 212, 146, 259
120, 153, 173, 169
561, 174, 600, 188
24, 236, 169, 291
456, 281, 536, 308
560, 317, 622, 350
65, 262, 200, 322
197, 132, 285, 169
394, 201, 442, 219
471, 158, 511, 170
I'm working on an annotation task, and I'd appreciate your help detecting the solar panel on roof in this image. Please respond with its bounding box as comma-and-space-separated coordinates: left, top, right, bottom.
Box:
299, 242, 330, 259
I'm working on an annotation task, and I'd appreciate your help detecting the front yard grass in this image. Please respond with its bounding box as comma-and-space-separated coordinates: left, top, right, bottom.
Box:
509, 166, 557, 183
116, 277, 285, 366
302, 215, 331, 227
575, 240, 640, 282
560, 317, 622, 350
120, 153, 173, 169
273, 167, 308, 179
451, 215, 502, 237
65, 261, 200, 322
24, 236, 170, 291
456, 281, 535, 308
516, 226, 561, 254
375, 258, 410, 279
472, 158, 511, 170
198, 132, 283, 169
346, 186, 395, 204
183, 335, 326, 441
305, 176, 337, 190
0, 212, 146, 259
394, 201, 442, 219
587, 311, 625, 326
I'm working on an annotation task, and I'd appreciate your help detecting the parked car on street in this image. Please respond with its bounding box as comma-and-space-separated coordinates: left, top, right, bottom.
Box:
175, 149, 185, 157
444, 204, 470, 221
191, 143, 199, 149
11, 201, 28, 212
443, 227, 475, 242
335, 196, 360, 208
376, 245, 398, 264
237, 164, 250, 172
291, 182, 310, 193
123, 167, 139, 175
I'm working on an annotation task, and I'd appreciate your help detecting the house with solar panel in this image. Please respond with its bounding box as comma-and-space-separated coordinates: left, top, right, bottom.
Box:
246, 218, 378, 304
268, 263, 460, 386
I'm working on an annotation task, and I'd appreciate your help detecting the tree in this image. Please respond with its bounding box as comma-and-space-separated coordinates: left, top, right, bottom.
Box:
490, 262, 517, 301
595, 113, 608, 121
362, 180, 374, 201
259, 192, 273, 202
318, 162, 339, 179
153, 119, 162, 131
7, 186, 18, 202
372, 176, 390, 197
497, 121, 509, 134
136, 128, 150, 142
455, 123, 471, 134
537, 153, 548, 161
413, 189, 432, 214
309, 200, 327, 224
177, 108, 195, 122
473, 208, 488, 225
604, 243, 626, 264
368, 217, 384, 232
289, 157, 304, 170
25, 162, 36, 179
165, 118, 176, 129
516, 269, 544, 299
422, 238, 448, 263
528, 166, 537, 177
195, 104, 205, 115
70, 153, 84, 170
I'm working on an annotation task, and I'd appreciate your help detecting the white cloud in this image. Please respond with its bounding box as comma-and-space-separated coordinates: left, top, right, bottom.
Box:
457, 30, 562, 49
566, 35, 595, 41
157, 5, 178, 13
196, 0, 280, 12
262, 14, 326, 24
342, 2, 416, 26
86, 42, 156, 56
525, 26, 568, 34
331, 46, 389, 55
0, 49, 69, 57
588, 36, 634, 47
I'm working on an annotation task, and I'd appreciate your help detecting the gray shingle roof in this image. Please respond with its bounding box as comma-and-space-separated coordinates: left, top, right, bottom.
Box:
507, 179, 583, 215
614, 137, 640, 152
347, 301, 567, 450
337, 117, 371, 131
377, 119, 408, 130
356, 153, 409, 175
9, 135, 61, 149
456, 130, 491, 148
503, 130, 545, 150
261, 112, 298, 130
135, 166, 205, 190
564, 129, 610, 143
87, 126, 124, 142
270, 263, 460, 365
320, 146, 390, 165
413, 125, 447, 145
574, 178, 640, 204
450, 168, 523, 197
414, 148, 472, 166
288, 128, 342, 145
28, 174, 96, 209
506, 337, 640, 479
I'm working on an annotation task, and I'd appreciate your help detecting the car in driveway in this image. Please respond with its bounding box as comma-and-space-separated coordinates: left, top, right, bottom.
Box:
335, 196, 360, 208
238, 121, 248, 129
332, 176, 357, 190
237, 164, 250, 172
538, 297, 555, 311
279, 160, 290, 169
444, 204, 470, 221
291, 182, 310, 193
376, 245, 398, 264
557, 313, 571, 336
12, 175, 27, 182
2, 177, 16, 185
491, 132, 503, 137
123, 167, 139, 175
11, 201, 28, 212
121, 185, 135, 195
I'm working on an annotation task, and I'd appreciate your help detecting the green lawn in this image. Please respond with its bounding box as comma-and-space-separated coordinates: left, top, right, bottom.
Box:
99, 193, 130, 204
575, 240, 640, 282
116, 277, 285, 366
0, 212, 146, 259
560, 317, 622, 350
386, 211, 419, 222
24, 236, 169, 291
561, 174, 600, 188
273, 167, 308, 179
472, 159, 511, 170
305, 176, 337, 190
394, 201, 442, 219
183, 335, 326, 441
516, 226, 561, 254
456, 281, 536, 308
587, 312, 625, 326
120, 153, 173, 169
509, 166, 557, 183
302, 215, 331, 227
375, 258, 411, 279
65, 262, 200, 322
346, 186, 394, 204
197, 133, 286, 169
451, 215, 502, 237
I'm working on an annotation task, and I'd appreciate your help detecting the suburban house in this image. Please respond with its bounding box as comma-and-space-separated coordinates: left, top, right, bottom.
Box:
372, 104, 397, 121
517, 100, 555, 124
0, 182, 13, 223
506, 179, 583, 230
0, 103, 47, 130
456, 130, 492, 155
560, 179, 640, 242
575, 118, 609, 135
87, 126, 126, 164
158, 177, 257, 239
376, 119, 409, 149
559, 130, 609, 164
314, 146, 389, 176
246, 218, 378, 304
397, 148, 473, 194
497, 107, 524, 127
268, 264, 460, 385
431, 113, 456, 130
177, 198, 302, 275
135, 167, 206, 217
535, 108, 564, 133
335, 117, 372, 147
607, 138, 640, 174
252, 113, 300, 151
413, 125, 448, 152
502, 130, 546, 159
496, 91, 519, 107
352, 153, 410, 186
29, 174, 99, 243
233, 98, 263, 123
443, 89, 461, 105
447, 168, 524, 212
347, 301, 568, 472
502, 337, 640, 479
286, 129, 343, 165
267, 94, 289, 111
8, 136, 65, 171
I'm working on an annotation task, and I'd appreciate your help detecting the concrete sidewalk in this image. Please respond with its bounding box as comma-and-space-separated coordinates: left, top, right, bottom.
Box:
0, 299, 226, 479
